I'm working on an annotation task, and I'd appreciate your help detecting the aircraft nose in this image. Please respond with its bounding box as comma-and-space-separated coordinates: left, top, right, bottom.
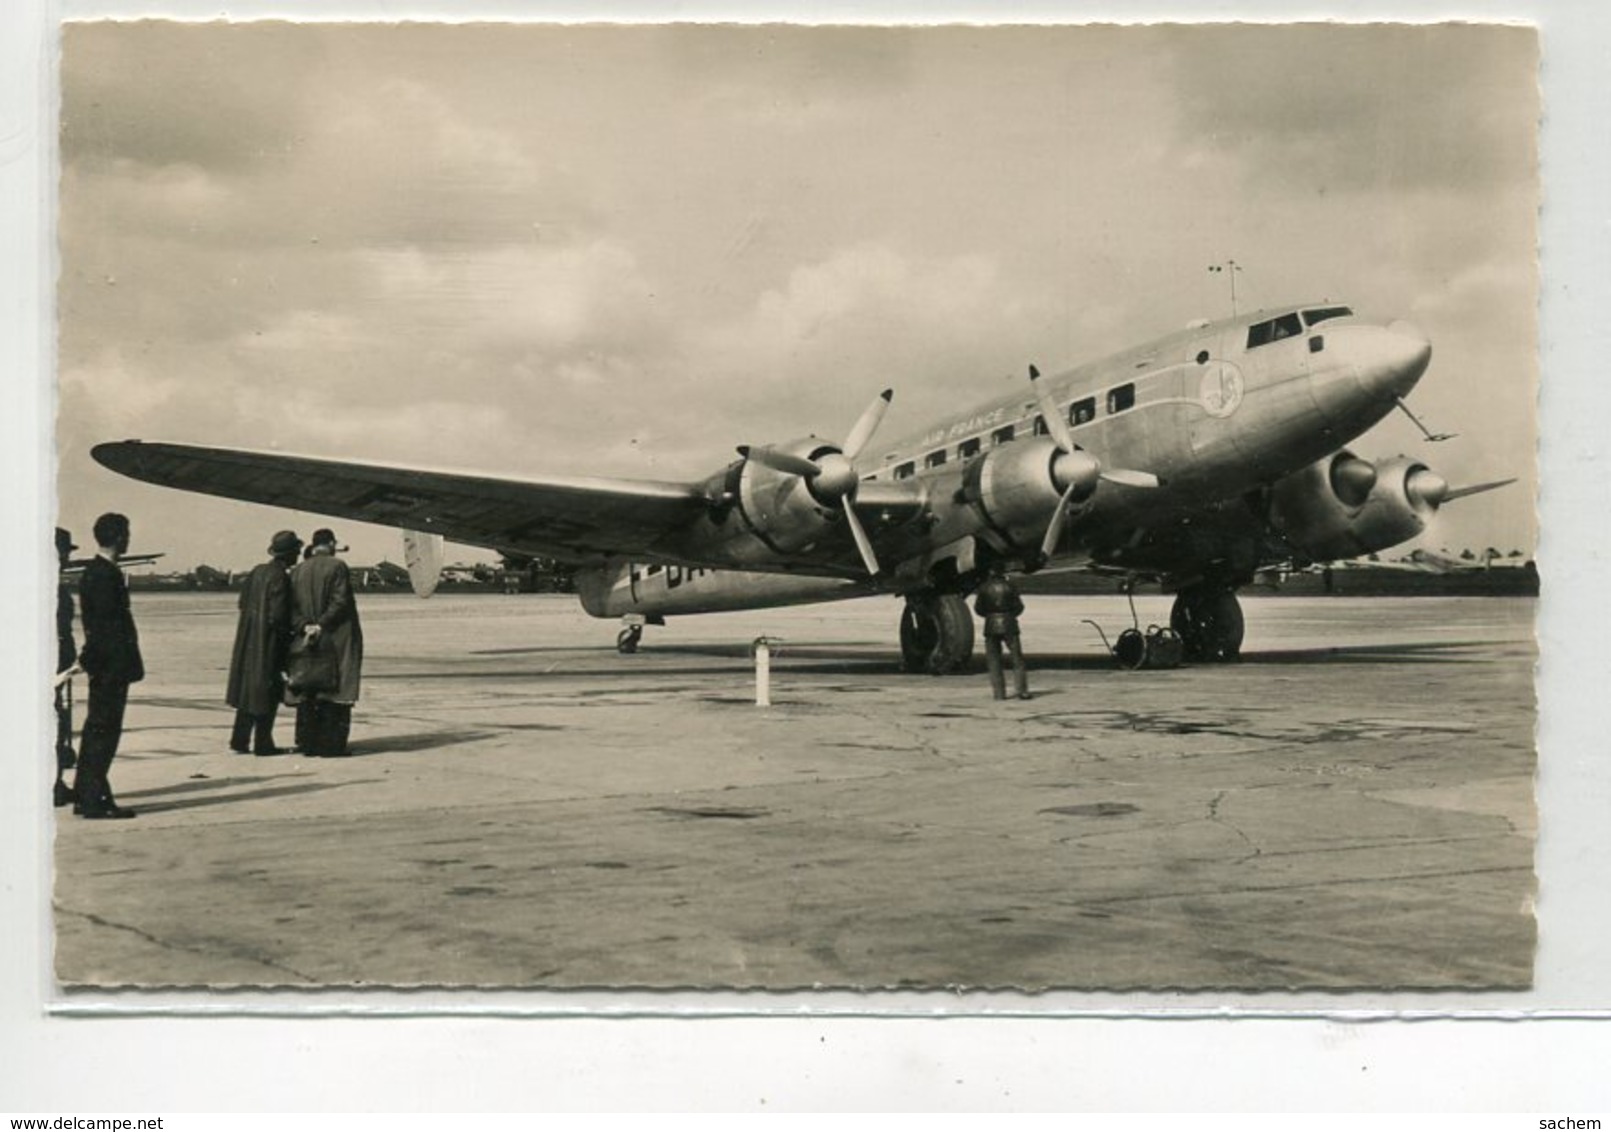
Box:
1355, 319, 1432, 398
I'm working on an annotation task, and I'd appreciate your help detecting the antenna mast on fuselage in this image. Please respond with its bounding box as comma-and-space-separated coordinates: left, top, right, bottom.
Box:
1208, 259, 1243, 317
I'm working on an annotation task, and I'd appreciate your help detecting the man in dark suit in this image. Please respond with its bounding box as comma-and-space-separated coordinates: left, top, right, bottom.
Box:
71, 513, 144, 819
53, 527, 79, 808
226, 530, 301, 755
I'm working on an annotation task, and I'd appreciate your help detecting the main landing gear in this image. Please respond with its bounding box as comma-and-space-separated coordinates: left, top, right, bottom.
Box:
899, 592, 975, 675
1169, 582, 1245, 663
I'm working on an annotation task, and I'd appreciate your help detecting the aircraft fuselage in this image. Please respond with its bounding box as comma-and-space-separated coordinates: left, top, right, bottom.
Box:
579, 302, 1433, 618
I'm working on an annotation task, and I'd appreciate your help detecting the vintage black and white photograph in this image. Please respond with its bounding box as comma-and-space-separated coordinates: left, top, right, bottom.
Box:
51, 20, 1540, 994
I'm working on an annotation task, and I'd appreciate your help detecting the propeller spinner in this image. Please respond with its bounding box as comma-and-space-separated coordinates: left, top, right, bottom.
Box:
1028, 364, 1159, 560
737, 389, 894, 576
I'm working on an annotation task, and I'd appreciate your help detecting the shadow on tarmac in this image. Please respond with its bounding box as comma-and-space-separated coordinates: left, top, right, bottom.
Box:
347, 728, 494, 755
385, 637, 1502, 680
117, 774, 305, 798
115, 779, 379, 813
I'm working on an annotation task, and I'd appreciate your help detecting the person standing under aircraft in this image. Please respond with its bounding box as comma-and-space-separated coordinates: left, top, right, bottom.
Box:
71, 513, 143, 819
289, 528, 363, 756
974, 567, 1031, 701
226, 530, 301, 756
53, 527, 80, 808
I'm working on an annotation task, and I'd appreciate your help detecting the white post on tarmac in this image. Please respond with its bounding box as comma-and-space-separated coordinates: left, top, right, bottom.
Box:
753, 636, 774, 707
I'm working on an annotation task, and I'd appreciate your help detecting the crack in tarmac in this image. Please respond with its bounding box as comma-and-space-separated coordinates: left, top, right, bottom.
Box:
1079, 862, 1534, 906
56, 906, 320, 984
1206, 789, 1262, 863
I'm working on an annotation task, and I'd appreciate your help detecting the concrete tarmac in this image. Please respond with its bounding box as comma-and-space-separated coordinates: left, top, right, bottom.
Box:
51, 592, 1536, 993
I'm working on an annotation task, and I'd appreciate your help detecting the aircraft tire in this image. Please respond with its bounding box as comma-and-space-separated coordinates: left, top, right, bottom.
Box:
899, 593, 976, 674
616, 626, 642, 654
1170, 586, 1244, 663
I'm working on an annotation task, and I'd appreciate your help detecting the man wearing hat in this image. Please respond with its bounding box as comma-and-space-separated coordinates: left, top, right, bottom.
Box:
53, 527, 80, 807
226, 529, 302, 755
289, 527, 364, 756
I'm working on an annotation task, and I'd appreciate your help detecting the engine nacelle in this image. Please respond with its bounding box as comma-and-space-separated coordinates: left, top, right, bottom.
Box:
957, 437, 1084, 551
1268, 450, 1449, 561
732, 437, 848, 556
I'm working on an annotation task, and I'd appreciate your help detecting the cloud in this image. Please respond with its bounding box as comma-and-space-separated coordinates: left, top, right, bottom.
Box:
358, 239, 660, 356
60, 22, 316, 172
1167, 24, 1538, 195
62, 22, 592, 256
59, 348, 184, 440
295, 78, 565, 247
681, 242, 1058, 447
62, 160, 233, 237
654, 23, 916, 109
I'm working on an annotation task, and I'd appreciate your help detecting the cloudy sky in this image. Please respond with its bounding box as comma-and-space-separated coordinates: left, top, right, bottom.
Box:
56, 21, 1540, 571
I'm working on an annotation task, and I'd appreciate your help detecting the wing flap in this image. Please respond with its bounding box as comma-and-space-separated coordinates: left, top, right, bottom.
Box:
92, 441, 710, 563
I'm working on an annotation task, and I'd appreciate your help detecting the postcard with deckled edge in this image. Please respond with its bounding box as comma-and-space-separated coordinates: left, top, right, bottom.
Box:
52, 20, 1538, 1001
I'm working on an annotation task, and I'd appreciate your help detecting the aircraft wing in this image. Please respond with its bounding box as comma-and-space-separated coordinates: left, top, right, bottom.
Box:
92, 441, 712, 564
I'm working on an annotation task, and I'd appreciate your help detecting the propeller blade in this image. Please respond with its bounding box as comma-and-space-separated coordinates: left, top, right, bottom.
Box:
842, 504, 882, 577
841, 389, 894, 462
1443, 476, 1517, 502
737, 445, 821, 478
1028, 364, 1077, 454
1099, 468, 1161, 489
1039, 481, 1080, 560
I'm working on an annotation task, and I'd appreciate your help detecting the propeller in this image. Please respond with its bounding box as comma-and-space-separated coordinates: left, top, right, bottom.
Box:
737, 389, 894, 576
1028, 365, 1159, 559
1406, 467, 1450, 511
1405, 469, 1519, 512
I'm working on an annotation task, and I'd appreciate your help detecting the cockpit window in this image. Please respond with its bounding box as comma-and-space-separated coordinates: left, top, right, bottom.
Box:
1246, 312, 1303, 349
1302, 306, 1353, 327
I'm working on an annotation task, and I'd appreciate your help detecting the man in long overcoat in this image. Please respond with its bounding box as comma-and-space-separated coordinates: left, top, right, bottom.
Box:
72, 512, 144, 819
226, 530, 301, 755
289, 527, 363, 756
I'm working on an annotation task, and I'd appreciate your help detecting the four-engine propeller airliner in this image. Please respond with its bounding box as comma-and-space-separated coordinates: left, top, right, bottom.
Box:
92, 300, 1507, 672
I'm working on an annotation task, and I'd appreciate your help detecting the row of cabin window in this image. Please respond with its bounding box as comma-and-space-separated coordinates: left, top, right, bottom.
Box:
889, 382, 1137, 479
